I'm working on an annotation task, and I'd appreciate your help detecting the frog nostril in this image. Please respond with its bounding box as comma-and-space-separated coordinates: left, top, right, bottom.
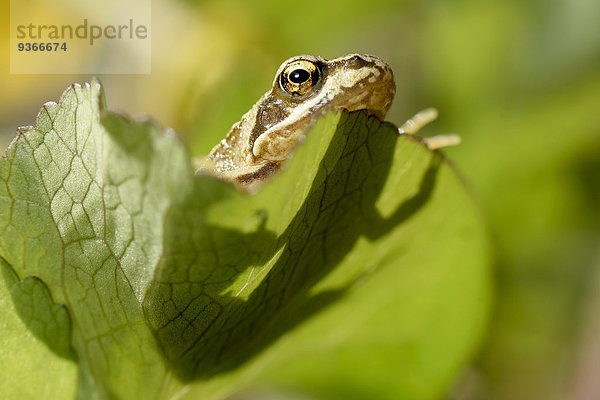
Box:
346, 55, 368, 68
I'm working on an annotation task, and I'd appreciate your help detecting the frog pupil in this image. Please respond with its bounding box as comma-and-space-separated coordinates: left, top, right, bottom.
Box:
289, 69, 310, 84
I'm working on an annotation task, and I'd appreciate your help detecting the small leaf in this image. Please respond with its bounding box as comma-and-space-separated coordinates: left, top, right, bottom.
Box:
0, 257, 74, 359
0, 258, 77, 400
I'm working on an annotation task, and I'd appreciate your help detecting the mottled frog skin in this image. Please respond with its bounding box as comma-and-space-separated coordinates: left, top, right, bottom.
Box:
198, 54, 396, 192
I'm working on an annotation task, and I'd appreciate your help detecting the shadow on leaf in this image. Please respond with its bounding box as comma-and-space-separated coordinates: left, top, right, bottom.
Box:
0, 256, 75, 361
143, 111, 441, 381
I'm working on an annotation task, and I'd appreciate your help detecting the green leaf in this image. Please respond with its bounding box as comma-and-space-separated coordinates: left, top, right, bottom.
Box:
0, 257, 74, 360
0, 258, 77, 399
0, 80, 491, 400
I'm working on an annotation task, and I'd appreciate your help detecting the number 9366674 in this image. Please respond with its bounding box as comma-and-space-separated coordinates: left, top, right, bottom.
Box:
17, 42, 67, 51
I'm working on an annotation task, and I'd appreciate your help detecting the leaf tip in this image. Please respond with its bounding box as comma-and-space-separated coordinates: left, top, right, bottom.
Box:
2, 79, 106, 161
89, 77, 106, 110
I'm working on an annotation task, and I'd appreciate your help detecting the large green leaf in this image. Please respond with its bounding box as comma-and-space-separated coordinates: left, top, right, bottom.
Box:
0, 80, 491, 399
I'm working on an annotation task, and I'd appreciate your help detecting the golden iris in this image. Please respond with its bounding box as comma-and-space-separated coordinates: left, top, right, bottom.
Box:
279, 60, 321, 96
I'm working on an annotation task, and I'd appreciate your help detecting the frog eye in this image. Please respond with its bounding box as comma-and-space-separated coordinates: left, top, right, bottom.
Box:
279, 59, 321, 96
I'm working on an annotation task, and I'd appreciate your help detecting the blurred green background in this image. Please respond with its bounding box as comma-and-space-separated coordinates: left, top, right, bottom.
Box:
1, 0, 599, 399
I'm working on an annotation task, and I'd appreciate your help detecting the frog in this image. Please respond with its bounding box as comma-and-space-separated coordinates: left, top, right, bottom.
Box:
196, 54, 395, 191
196, 53, 458, 192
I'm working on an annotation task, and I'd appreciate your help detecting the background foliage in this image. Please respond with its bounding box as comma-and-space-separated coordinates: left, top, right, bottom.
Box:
0, 0, 599, 399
